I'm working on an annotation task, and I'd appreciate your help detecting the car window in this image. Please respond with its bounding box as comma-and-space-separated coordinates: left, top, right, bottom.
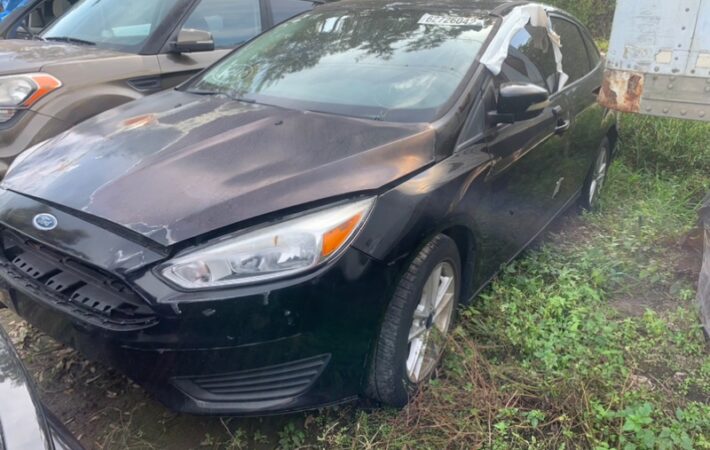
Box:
3, 0, 77, 38
269, 0, 310, 25
581, 28, 601, 68
498, 22, 558, 93
187, 8, 496, 123
42, 0, 179, 52
182, 0, 262, 49
552, 17, 591, 84
26, 0, 74, 32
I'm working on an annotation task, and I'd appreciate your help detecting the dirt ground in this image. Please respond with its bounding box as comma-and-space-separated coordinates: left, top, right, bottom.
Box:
0, 211, 705, 450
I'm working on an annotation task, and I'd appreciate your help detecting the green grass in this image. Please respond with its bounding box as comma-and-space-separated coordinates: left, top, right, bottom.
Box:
250, 116, 709, 449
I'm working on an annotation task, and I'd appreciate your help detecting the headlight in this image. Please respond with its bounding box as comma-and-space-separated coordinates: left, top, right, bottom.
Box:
159, 198, 375, 290
0, 74, 62, 123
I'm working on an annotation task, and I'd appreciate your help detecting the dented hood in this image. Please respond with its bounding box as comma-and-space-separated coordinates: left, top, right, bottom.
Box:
0, 39, 126, 75
2, 90, 435, 246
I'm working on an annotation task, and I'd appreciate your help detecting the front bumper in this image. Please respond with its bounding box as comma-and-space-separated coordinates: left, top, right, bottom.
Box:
0, 195, 397, 415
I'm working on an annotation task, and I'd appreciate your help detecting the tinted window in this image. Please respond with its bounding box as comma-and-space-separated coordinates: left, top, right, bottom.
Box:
183, 0, 262, 49
270, 0, 310, 25
188, 9, 496, 122
552, 17, 591, 84
43, 0, 178, 52
499, 22, 558, 93
581, 29, 601, 68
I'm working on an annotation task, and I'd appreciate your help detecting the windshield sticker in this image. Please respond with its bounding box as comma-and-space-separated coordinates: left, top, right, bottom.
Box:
418, 14, 485, 27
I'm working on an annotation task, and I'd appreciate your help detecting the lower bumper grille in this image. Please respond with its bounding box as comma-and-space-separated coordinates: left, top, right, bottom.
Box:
172, 354, 331, 404
0, 229, 157, 330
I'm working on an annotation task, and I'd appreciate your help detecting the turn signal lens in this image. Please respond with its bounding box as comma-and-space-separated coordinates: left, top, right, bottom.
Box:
322, 213, 363, 257
22, 74, 62, 107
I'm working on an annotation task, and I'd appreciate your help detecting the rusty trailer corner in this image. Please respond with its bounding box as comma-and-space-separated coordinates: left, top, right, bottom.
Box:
598, 69, 644, 114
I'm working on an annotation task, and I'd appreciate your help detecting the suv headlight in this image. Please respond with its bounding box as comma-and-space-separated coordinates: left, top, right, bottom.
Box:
0, 74, 62, 123
159, 198, 375, 290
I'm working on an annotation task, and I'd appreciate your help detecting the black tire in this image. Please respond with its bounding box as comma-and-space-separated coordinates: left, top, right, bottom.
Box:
580, 137, 612, 210
367, 234, 461, 407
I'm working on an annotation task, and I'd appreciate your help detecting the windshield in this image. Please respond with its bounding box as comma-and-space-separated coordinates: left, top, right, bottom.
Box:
41, 0, 179, 52
188, 7, 495, 122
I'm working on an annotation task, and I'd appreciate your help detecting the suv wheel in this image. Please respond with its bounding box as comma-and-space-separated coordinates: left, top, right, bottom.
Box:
367, 234, 461, 406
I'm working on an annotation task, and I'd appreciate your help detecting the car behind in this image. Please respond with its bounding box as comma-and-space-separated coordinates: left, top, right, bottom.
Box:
0, 317, 82, 450
0, 0, 315, 176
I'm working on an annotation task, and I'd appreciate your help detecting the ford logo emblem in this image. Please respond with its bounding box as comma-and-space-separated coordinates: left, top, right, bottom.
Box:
33, 213, 58, 231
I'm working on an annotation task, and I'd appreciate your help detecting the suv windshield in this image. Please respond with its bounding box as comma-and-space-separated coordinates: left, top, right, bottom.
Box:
188, 7, 495, 122
41, 0, 180, 52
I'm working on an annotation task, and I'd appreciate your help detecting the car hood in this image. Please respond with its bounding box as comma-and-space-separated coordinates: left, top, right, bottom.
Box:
0, 325, 53, 450
0, 39, 125, 74
2, 90, 435, 246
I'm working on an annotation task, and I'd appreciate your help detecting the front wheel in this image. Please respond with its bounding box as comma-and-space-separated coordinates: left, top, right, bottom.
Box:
581, 137, 611, 210
367, 234, 461, 407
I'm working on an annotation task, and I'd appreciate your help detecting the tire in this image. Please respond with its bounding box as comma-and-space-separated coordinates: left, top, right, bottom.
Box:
367, 234, 461, 407
580, 137, 612, 210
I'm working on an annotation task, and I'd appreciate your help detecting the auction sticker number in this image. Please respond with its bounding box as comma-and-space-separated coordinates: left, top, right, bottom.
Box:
418, 14, 485, 27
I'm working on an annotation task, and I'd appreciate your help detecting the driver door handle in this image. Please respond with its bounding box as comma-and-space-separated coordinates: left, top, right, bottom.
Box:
555, 119, 571, 134
552, 105, 571, 135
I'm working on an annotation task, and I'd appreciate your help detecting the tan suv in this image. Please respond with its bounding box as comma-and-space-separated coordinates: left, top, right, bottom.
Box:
0, 0, 313, 175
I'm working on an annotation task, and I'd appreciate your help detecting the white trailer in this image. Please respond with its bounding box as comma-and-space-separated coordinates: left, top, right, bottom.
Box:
599, 0, 710, 121
600, 0, 710, 337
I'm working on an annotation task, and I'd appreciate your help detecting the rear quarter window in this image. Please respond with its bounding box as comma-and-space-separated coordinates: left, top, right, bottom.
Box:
552, 17, 592, 84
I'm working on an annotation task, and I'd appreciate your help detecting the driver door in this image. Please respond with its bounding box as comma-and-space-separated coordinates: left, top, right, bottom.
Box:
484, 24, 573, 252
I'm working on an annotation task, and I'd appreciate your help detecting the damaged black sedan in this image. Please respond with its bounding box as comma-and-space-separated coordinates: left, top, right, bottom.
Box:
0, 0, 616, 414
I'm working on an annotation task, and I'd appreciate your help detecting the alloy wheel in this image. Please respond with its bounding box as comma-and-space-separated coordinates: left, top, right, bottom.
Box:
588, 146, 609, 206
405, 261, 456, 383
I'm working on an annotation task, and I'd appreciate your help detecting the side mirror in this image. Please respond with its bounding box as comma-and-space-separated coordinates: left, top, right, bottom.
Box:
490, 82, 550, 124
171, 29, 215, 53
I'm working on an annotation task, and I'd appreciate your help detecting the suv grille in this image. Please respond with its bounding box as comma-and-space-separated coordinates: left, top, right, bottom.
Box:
1, 230, 157, 329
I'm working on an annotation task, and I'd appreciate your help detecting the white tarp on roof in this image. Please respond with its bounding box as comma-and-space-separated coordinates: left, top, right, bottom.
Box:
479, 4, 569, 90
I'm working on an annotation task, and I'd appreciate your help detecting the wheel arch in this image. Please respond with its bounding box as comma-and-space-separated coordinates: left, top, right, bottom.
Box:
440, 225, 478, 303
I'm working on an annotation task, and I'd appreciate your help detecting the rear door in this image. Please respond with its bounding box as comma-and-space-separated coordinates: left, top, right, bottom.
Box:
156, 0, 266, 89
551, 15, 606, 201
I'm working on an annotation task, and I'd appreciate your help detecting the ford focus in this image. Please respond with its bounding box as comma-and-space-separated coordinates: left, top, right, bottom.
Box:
0, 0, 617, 414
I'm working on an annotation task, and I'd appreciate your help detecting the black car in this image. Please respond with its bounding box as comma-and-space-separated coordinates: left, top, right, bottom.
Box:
0, 320, 82, 449
700, 194, 709, 338
0, 0, 617, 415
